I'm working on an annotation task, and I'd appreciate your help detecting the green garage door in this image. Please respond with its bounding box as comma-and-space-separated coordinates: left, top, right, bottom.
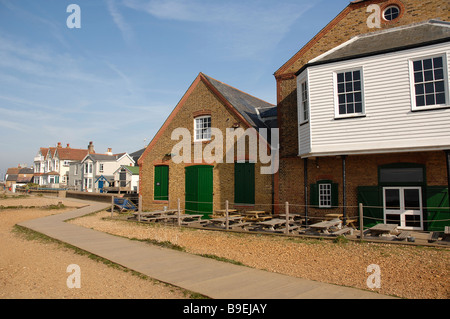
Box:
185, 165, 213, 219
234, 162, 255, 205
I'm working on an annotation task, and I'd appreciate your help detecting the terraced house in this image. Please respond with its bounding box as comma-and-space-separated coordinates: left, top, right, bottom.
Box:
274, 0, 450, 231
33, 142, 88, 188
138, 73, 277, 217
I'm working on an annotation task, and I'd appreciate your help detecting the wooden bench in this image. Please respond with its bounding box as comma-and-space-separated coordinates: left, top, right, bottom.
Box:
330, 227, 353, 236
276, 225, 300, 234
229, 222, 252, 230
428, 231, 442, 243
396, 231, 412, 241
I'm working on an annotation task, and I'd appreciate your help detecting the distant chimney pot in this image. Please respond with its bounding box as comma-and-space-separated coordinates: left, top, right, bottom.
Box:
106, 148, 113, 155
66, 144, 70, 148
88, 141, 95, 154
57, 142, 62, 148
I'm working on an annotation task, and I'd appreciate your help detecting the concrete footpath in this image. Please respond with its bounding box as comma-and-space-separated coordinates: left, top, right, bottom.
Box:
18, 199, 395, 299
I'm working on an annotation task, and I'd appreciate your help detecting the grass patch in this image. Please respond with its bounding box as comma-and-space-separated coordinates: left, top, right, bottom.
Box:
12, 224, 208, 299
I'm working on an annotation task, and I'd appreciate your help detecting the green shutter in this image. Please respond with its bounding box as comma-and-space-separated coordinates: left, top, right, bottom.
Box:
331, 183, 339, 208
154, 166, 168, 201
234, 162, 255, 205
310, 183, 319, 208
426, 186, 449, 232
357, 186, 383, 228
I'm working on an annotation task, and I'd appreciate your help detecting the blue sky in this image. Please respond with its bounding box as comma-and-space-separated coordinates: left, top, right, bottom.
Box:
0, 0, 350, 178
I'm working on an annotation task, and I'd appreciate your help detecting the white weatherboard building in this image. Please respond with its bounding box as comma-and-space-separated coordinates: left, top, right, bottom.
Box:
295, 20, 450, 231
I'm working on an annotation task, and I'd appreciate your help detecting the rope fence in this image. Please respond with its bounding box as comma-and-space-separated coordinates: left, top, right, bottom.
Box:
109, 194, 450, 238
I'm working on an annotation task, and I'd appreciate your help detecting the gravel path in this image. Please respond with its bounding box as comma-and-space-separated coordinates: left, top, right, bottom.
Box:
2, 194, 449, 299
0, 194, 188, 299
69, 210, 450, 299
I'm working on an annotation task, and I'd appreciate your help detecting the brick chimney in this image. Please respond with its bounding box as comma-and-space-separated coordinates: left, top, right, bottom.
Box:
88, 141, 95, 154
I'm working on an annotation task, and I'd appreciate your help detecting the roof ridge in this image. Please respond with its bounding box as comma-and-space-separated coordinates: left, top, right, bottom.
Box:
201, 73, 275, 108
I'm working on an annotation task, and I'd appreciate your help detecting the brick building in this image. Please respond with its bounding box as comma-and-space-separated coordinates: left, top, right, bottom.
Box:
138, 73, 277, 217
274, 0, 450, 231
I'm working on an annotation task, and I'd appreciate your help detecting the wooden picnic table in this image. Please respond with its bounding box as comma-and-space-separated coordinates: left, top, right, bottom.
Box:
134, 209, 177, 217
242, 210, 272, 222
367, 223, 398, 236
256, 218, 290, 231
213, 209, 239, 218
308, 218, 342, 234
208, 216, 245, 227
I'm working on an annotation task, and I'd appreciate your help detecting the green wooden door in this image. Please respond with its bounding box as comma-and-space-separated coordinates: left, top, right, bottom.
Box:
357, 186, 383, 228
426, 187, 449, 231
185, 165, 213, 219
234, 162, 255, 205
154, 166, 169, 201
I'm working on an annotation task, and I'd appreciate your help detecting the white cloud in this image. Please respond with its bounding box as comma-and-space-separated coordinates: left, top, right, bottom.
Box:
105, 0, 136, 46
123, 0, 314, 59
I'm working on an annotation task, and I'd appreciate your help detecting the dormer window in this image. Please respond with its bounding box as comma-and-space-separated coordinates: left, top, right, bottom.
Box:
194, 115, 211, 141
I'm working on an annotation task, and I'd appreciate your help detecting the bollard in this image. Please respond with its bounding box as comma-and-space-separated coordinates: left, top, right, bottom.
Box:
285, 202, 289, 235
225, 200, 229, 230
359, 203, 364, 241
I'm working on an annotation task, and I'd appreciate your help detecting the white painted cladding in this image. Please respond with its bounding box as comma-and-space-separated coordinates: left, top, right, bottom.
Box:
298, 42, 450, 157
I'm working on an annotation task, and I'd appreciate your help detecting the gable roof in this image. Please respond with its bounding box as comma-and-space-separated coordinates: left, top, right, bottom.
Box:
138, 73, 276, 165
309, 20, 450, 67
201, 74, 277, 130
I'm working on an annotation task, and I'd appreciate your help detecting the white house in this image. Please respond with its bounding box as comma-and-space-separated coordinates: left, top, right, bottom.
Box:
78, 150, 135, 193
34, 143, 90, 188
295, 20, 450, 231
113, 165, 140, 193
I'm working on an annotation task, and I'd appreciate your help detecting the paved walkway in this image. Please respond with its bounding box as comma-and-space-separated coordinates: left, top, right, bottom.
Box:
18, 199, 395, 299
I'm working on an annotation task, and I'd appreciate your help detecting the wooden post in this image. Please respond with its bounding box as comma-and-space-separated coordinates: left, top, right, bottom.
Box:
285, 202, 289, 235
111, 195, 114, 218
138, 195, 142, 222
177, 198, 181, 226
359, 203, 364, 241
225, 200, 229, 230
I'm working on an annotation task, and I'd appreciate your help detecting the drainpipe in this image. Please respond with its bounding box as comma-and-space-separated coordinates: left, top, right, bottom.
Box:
446, 150, 450, 212
304, 158, 308, 226
342, 155, 347, 226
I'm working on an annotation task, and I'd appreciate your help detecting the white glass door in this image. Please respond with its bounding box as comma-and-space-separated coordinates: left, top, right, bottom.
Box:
383, 187, 423, 230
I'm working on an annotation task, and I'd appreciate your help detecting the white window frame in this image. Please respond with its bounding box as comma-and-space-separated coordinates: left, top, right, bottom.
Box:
409, 53, 449, 111
333, 67, 365, 119
318, 183, 332, 208
84, 162, 93, 174
194, 115, 212, 142
298, 75, 309, 124
99, 163, 104, 173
